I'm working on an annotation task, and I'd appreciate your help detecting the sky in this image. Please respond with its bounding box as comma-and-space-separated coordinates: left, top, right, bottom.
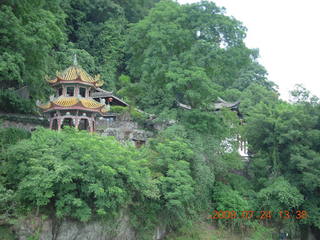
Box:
177, 0, 320, 100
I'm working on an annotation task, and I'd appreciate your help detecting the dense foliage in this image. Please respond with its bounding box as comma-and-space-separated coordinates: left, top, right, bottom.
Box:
0, 0, 319, 239
0, 128, 195, 234
125, 1, 272, 113
245, 87, 320, 233
0, 0, 158, 112
1, 128, 158, 221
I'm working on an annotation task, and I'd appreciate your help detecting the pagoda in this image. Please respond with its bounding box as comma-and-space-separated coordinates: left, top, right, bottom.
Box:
37, 56, 108, 132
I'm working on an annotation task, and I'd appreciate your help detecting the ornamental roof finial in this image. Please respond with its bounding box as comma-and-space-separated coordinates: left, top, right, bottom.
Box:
73, 54, 78, 66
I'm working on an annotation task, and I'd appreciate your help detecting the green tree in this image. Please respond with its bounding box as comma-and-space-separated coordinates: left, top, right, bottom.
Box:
148, 137, 195, 226
0, 1, 65, 98
245, 88, 320, 232
257, 177, 303, 213
61, 0, 158, 90
125, 1, 270, 113
1, 128, 158, 221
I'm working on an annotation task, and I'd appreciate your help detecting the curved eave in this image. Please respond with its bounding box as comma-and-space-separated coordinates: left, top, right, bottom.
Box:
111, 95, 129, 107
50, 79, 96, 88
38, 97, 108, 116
48, 77, 103, 88
92, 93, 129, 107
42, 105, 107, 116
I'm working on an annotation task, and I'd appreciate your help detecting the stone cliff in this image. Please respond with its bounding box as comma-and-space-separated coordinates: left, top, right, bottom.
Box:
8, 212, 166, 240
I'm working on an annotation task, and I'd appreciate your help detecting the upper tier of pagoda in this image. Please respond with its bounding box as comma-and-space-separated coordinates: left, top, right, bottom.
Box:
47, 65, 104, 88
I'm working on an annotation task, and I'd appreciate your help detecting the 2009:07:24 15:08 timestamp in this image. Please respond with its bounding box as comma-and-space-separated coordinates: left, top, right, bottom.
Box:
208, 210, 308, 220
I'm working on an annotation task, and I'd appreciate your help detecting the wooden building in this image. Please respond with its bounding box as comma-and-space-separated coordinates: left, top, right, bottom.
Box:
92, 88, 128, 107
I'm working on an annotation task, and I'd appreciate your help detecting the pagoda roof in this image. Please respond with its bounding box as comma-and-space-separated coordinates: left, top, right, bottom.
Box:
47, 65, 104, 88
213, 97, 239, 111
176, 97, 240, 111
91, 88, 113, 97
37, 96, 108, 115
92, 88, 129, 107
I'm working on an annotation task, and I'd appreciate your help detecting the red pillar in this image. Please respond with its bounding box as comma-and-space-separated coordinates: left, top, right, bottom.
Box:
58, 118, 62, 131
88, 119, 93, 133
74, 86, 79, 97
75, 117, 79, 129
49, 118, 53, 129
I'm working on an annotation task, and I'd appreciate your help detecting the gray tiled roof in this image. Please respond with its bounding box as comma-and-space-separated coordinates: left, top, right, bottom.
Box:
92, 88, 129, 106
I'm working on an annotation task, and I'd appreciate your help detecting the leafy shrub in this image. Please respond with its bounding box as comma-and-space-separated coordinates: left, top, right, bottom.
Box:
0, 225, 16, 240
1, 128, 158, 222
130, 108, 149, 123
257, 177, 304, 212
248, 222, 274, 240
110, 105, 128, 114
212, 183, 251, 229
0, 90, 35, 114
0, 127, 31, 150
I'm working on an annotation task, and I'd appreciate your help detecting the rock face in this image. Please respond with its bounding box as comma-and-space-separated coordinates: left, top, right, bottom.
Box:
96, 116, 153, 143
153, 225, 167, 240
53, 216, 135, 240
13, 212, 167, 240
15, 218, 136, 240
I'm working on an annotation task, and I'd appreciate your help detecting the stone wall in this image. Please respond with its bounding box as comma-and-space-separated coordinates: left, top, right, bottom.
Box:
96, 117, 153, 143
0, 113, 153, 143
0, 113, 48, 131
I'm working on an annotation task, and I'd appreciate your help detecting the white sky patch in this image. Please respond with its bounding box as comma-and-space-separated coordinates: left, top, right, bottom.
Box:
177, 0, 320, 100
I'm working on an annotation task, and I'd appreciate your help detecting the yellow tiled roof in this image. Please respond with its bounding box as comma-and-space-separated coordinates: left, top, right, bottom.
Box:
59, 66, 95, 82
38, 102, 51, 109
80, 98, 104, 108
53, 97, 79, 107
48, 65, 104, 87
38, 97, 107, 112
